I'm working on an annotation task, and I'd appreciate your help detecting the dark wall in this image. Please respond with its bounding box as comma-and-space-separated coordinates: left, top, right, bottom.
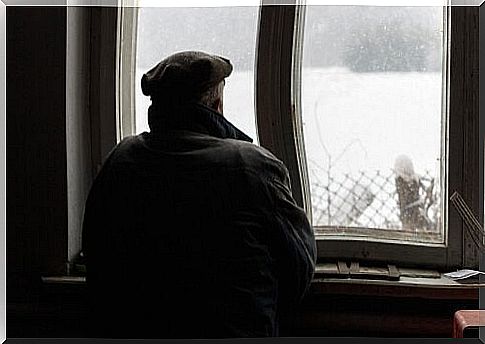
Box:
6, 5, 119, 305
6, 7, 119, 337
7, 7, 68, 299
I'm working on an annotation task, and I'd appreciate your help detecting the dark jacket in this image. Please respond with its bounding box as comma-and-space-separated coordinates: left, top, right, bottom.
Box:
82, 102, 316, 338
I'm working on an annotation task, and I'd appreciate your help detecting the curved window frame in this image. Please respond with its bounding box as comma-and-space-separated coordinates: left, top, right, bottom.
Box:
116, 2, 481, 270
255, 3, 480, 270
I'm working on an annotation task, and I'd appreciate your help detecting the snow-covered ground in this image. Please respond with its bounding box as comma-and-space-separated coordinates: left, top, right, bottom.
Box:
302, 68, 442, 176
135, 67, 442, 172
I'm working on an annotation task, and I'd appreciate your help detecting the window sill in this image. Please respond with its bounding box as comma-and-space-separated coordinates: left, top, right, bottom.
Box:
42, 276, 86, 285
41, 270, 481, 300
310, 274, 481, 300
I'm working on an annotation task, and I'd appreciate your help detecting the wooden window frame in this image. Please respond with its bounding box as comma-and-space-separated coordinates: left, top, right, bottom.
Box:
115, 3, 481, 270
256, 4, 481, 270
88, 1, 138, 170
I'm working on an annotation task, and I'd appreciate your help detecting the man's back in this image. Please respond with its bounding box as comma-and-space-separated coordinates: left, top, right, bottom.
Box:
85, 134, 273, 336
83, 51, 316, 339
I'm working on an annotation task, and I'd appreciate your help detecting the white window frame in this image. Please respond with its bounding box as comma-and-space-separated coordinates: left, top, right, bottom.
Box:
117, 2, 139, 140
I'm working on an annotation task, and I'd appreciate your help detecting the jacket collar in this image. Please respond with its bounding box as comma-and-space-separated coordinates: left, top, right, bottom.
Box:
147, 102, 253, 143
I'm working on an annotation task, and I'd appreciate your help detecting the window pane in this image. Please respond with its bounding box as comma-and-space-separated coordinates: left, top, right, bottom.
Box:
135, 5, 259, 142
301, 6, 446, 244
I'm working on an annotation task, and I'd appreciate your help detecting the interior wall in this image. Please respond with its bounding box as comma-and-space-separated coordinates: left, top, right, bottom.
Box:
0, 1, 6, 340
7, 6, 68, 297
6, 5, 118, 302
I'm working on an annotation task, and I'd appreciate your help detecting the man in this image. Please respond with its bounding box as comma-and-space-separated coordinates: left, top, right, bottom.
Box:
82, 51, 316, 338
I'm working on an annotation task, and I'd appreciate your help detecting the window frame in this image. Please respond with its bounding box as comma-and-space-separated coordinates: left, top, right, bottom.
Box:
256, 4, 481, 270
116, 3, 481, 270
89, 6, 119, 175
117, 3, 139, 140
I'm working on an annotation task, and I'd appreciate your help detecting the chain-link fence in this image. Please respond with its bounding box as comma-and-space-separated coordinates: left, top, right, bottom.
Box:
310, 168, 441, 232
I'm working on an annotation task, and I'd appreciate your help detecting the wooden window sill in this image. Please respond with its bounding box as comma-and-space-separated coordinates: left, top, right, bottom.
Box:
41, 271, 481, 300
310, 274, 481, 300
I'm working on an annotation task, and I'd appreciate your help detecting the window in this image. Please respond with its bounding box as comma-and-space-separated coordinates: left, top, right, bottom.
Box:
120, 2, 260, 142
256, 5, 479, 269
120, 4, 480, 270
302, 6, 446, 244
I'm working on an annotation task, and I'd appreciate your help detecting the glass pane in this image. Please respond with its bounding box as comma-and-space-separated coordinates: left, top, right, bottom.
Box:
301, 6, 446, 244
135, 4, 259, 142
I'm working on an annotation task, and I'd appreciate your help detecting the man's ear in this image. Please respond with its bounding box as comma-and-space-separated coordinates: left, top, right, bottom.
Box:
213, 97, 223, 114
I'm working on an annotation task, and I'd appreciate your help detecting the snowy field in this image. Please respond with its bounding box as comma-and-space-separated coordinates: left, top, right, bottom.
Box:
302, 68, 442, 176
135, 67, 442, 171
134, 67, 444, 235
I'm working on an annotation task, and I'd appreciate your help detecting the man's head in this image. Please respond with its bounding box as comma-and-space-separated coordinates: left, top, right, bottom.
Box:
141, 51, 232, 114
199, 80, 225, 114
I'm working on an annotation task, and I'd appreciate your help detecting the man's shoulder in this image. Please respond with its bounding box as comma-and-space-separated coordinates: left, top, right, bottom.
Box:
222, 138, 274, 159
104, 134, 147, 162
116, 133, 146, 150
221, 139, 288, 180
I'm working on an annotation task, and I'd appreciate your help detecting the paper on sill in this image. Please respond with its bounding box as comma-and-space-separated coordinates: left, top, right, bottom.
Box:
444, 269, 485, 280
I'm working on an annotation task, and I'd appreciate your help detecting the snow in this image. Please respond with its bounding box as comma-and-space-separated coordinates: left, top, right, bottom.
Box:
135, 67, 442, 175
134, 67, 444, 234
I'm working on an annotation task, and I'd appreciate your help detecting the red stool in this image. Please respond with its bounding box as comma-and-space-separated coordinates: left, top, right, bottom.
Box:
453, 310, 485, 338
